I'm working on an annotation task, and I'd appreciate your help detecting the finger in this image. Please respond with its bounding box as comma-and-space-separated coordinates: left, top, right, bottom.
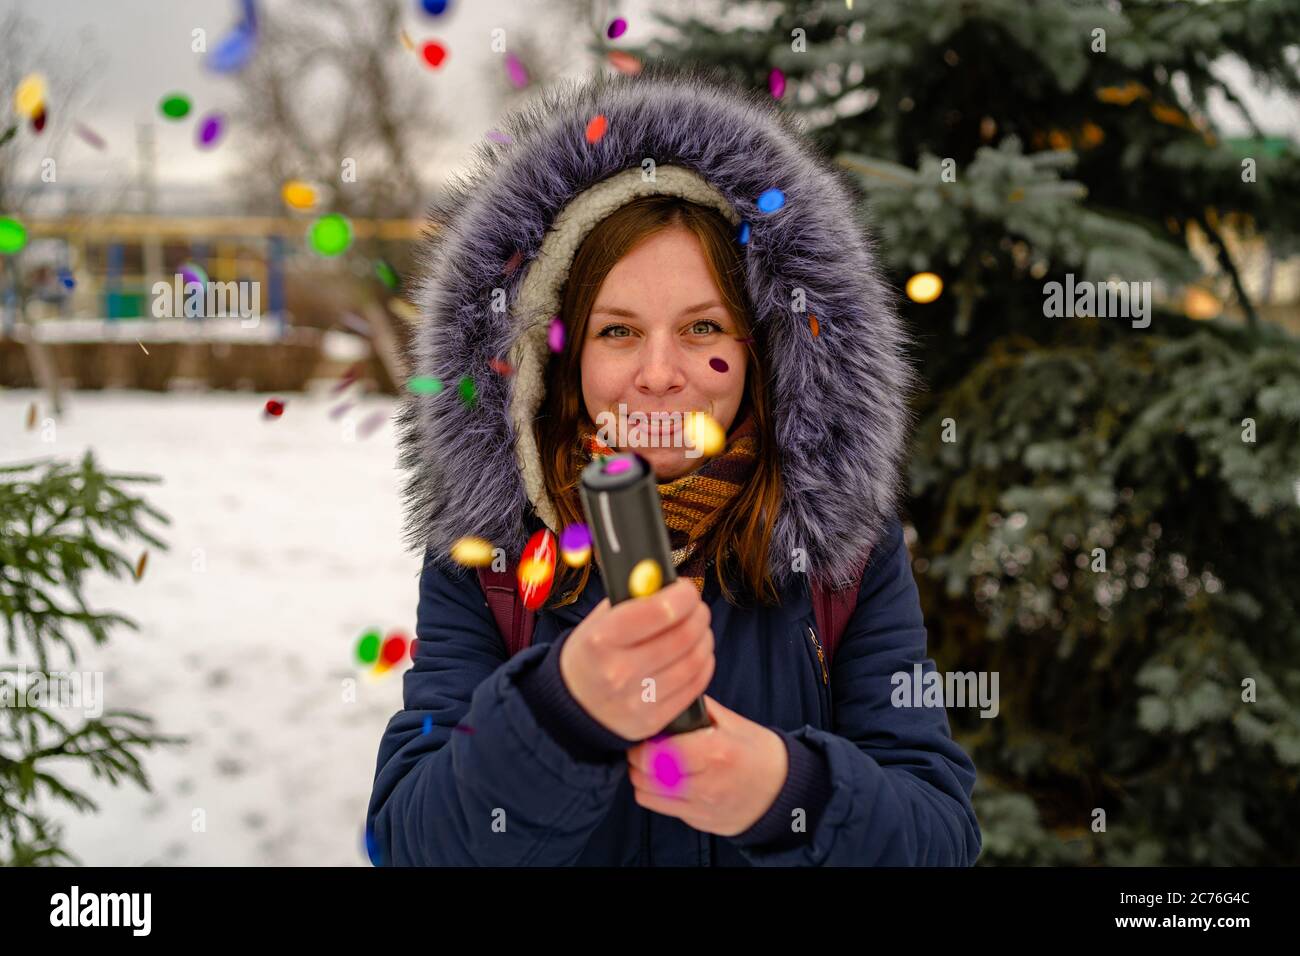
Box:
628, 731, 710, 777
629, 603, 712, 678
644, 645, 715, 721
600, 578, 701, 647
628, 761, 693, 797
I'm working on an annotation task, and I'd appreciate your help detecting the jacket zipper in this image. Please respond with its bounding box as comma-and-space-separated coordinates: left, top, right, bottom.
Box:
807, 625, 828, 685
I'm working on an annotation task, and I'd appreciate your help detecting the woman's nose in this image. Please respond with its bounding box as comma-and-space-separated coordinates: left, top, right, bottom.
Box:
633, 336, 687, 394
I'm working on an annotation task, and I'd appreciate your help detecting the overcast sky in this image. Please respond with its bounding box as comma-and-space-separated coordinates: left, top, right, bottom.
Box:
7, 0, 1298, 200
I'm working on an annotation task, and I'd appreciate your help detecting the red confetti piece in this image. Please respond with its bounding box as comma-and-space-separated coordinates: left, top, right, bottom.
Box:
420, 40, 447, 69
517, 529, 556, 611
502, 250, 523, 275
380, 633, 409, 666
264, 398, 285, 417
585, 114, 608, 144
32, 105, 47, 134
488, 357, 515, 376
735, 336, 755, 345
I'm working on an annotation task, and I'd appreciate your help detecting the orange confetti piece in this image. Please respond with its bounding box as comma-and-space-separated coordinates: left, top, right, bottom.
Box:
809, 313, 819, 337
135, 550, 149, 581
607, 50, 642, 75
585, 114, 608, 144
400, 29, 414, 52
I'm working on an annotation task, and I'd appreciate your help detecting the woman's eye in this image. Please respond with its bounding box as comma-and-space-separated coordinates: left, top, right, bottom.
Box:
691, 320, 724, 335
596, 324, 630, 338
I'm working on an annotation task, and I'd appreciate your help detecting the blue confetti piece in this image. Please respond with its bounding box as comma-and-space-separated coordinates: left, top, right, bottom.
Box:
421, 0, 451, 14
58, 267, 75, 290
364, 825, 381, 866
207, 21, 257, 73
737, 221, 751, 245
756, 188, 785, 213
422, 714, 433, 735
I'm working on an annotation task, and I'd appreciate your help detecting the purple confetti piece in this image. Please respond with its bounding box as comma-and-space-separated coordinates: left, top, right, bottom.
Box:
709, 357, 729, 373
485, 129, 513, 145
328, 401, 354, 420
357, 409, 388, 438
197, 111, 225, 148
505, 52, 529, 89
338, 311, 372, 337
769, 67, 786, 100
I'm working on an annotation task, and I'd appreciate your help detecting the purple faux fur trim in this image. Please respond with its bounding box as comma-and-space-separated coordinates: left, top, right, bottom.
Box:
397, 62, 918, 592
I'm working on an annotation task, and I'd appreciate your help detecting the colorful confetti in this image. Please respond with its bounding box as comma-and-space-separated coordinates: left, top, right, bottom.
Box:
159, 93, 192, 119
502, 249, 523, 275
629, 558, 663, 598
207, 1, 258, 74
197, 111, 225, 148
420, 0, 451, 14
58, 267, 75, 289
809, 313, 820, 337
607, 17, 628, 39
456, 375, 476, 407
400, 29, 415, 52
485, 129, 512, 145
757, 187, 786, 213
31, 105, 47, 134
585, 114, 608, 144
453, 723, 475, 735
0, 217, 29, 255
683, 411, 725, 457
607, 50, 642, 75
179, 261, 208, 288
737, 221, 751, 245
13, 74, 45, 117
518, 529, 557, 611
328, 401, 354, 420
487, 357, 514, 377
422, 715, 433, 734
357, 409, 387, 438
420, 40, 448, 69
407, 375, 443, 394
309, 213, 352, 256
651, 744, 685, 789
548, 315, 565, 352
264, 398, 285, 418
356, 630, 381, 664
74, 123, 106, 150
134, 550, 149, 581
281, 180, 317, 210
505, 52, 529, 88
451, 536, 495, 567
906, 272, 943, 304
709, 357, 729, 373
379, 633, 409, 667
374, 259, 400, 290
559, 523, 592, 568
0, 125, 17, 148
768, 67, 786, 99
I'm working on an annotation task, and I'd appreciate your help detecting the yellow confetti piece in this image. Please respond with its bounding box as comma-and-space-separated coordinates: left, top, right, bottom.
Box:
400, 29, 415, 52
281, 180, 317, 211
14, 74, 46, 119
389, 297, 420, 322
629, 558, 663, 598
906, 272, 943, 304
450, 536, 495, 567
134, 550, 149, 581
682, 411, 725, 458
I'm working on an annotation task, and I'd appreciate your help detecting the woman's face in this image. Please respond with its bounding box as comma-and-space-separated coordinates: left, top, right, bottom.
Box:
580, 225, 748, 481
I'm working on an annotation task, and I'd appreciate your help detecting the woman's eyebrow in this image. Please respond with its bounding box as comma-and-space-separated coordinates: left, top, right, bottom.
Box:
591, 301, 725, 318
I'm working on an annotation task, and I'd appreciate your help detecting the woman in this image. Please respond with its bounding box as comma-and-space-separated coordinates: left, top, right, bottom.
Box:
367, 64, 981, 866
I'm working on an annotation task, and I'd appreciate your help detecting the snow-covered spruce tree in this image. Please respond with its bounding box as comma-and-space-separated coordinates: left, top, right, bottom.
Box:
634, 0, 1300, 863
0, 452, 180, 865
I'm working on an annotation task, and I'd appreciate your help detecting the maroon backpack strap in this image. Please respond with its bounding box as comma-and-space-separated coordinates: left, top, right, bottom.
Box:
812, 555, 869, 670
476, 565, 536, 658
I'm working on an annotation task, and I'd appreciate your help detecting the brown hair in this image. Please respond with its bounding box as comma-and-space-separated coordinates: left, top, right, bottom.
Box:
534, 194, 783, 609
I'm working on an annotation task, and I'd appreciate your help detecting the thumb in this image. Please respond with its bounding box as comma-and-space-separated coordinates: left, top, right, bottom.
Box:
699, 694, 733, 727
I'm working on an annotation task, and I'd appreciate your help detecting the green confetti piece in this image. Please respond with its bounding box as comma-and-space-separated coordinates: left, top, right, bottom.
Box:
374, 259, 400, 290
457, 375, 476, 407
356, 630, 381, 664
159, 93, 192, 119
407, 375, 443, 394
309, 213, 353, 256
0, 216, 28, 255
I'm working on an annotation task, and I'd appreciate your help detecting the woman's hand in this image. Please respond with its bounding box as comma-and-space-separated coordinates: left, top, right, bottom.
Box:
625, 695, 789, 838
558, 578, 715, 742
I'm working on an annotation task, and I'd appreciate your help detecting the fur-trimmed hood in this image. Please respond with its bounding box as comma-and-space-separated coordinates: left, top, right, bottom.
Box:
397, 63, 916, 593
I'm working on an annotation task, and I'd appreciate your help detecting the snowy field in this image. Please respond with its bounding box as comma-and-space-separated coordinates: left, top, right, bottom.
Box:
2, 386, 418, 866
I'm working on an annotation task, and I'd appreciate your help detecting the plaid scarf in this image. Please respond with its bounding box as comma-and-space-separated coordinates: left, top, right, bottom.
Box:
578, 408, 759, 594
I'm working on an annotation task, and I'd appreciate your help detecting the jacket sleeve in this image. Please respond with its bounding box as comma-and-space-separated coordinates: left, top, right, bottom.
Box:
731, 519, 983, 866
365, 553, 630, 866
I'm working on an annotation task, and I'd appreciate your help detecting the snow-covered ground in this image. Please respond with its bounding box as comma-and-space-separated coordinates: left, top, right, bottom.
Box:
2, 385, 417, 865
